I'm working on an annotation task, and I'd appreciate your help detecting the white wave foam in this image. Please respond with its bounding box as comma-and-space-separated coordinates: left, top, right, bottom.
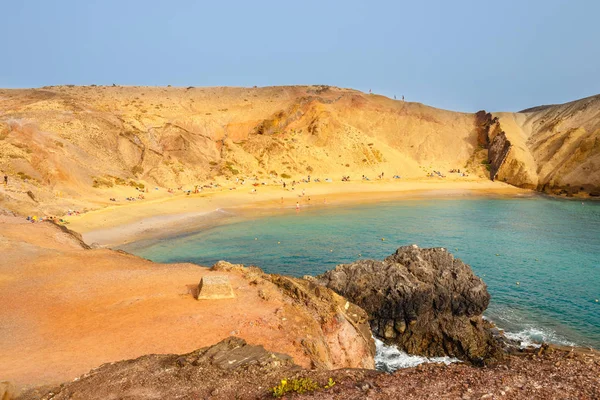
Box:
374, 338, 459, 373
503, 327, 576, 348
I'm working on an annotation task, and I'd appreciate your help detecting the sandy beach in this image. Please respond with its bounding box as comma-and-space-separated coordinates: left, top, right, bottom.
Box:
66, 178, 532, 247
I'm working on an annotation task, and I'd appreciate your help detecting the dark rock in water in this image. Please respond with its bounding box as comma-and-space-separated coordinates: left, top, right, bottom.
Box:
317, 245, 504, 365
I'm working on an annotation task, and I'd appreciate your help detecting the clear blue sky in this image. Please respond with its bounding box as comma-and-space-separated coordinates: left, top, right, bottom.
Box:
2, 0, 599, 112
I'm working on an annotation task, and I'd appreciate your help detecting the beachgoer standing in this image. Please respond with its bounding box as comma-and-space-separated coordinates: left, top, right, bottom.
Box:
3, 174, 7, 186
296, 202, 300, 210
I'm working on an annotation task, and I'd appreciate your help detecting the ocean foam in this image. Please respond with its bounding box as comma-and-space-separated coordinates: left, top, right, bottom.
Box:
503, 327, 576, 348
374, 338, 460, 373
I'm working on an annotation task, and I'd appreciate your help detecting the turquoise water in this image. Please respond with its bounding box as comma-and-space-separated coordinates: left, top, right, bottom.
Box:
121, 196, 600, 349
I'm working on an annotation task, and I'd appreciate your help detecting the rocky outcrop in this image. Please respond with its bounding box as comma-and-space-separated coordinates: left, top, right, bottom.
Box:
268, 274, 375, 369
474, 110, 497, 149
17, 337, 301, 400
211, 261, 376, 370
488, 131, 511, 181
212, 261, 375, 369
489, 95, 600, 195
317, 245, 504, 365
17, 336, 600, 400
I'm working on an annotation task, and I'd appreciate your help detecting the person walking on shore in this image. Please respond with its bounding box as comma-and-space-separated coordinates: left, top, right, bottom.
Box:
3, 174, 7, 186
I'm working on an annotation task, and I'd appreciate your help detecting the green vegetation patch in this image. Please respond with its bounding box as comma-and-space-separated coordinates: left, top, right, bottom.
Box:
92, 177, 114, 188
272, 377, 335, 398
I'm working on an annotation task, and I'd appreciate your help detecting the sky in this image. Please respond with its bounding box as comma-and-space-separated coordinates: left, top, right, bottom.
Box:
1, 0, 599, 112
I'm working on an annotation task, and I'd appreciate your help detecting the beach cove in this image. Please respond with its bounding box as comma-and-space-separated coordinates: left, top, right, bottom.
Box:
113, 187, 600, 351
67, 178, 530, 247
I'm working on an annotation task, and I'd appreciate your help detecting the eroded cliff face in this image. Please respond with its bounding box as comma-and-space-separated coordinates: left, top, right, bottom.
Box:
317, 245, 504, 366
482, 95, 600, 196
212, 262, 376, 370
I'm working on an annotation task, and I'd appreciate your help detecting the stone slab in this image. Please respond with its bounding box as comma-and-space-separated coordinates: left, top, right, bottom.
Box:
198, 275, 235, 300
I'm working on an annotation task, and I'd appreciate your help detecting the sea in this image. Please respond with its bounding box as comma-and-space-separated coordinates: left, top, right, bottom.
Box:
120, 195, 600, 370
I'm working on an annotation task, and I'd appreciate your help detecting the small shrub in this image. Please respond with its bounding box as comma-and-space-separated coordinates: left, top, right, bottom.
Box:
209, 161, 218, 166
480, 160, 491, 165
281, 173, 291, 179
92, 177, 114, 188
272, 378, 319, 398
324, 378, 336, 389
128, 180, 145, 189
17, 172, 33, 181
224, 163, 240, 175
131, 165, 143, 175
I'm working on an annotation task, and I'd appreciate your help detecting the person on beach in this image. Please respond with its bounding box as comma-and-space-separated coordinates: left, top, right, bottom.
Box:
3, 174, 7, 186
296, 202, 300, 210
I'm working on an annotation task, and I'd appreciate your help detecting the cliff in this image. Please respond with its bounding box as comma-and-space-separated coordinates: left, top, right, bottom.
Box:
0, 216, 374, 389
485, 95, 600, 196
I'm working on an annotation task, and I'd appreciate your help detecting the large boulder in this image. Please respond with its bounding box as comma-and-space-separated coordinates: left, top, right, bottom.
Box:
317, 245, 504, 365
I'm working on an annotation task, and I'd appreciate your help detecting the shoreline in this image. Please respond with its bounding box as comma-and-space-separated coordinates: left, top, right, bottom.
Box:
66, 179, 533, 247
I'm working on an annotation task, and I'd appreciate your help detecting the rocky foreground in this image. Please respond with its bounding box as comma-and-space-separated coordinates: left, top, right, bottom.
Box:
14, 338, 600, 400
2, 219, 599, 399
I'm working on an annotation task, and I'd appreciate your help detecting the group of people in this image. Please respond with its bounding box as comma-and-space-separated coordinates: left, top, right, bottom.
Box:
428, 170, 446, 178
